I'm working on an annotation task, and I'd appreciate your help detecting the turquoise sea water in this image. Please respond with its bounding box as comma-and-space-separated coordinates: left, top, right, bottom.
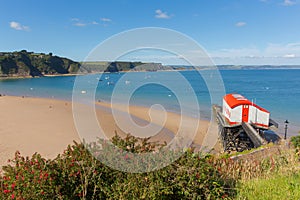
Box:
0, 69, 299, 136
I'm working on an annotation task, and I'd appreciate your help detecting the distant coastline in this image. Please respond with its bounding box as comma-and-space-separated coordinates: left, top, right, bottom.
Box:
216, 65, 300, 70
2, 65, 300, 80
1, 50, 300, 79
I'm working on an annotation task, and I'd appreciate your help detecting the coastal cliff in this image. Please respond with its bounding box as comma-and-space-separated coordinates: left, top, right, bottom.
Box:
0, 50, 164, 77
0, 50, 80, 77
81, 61, 164, 73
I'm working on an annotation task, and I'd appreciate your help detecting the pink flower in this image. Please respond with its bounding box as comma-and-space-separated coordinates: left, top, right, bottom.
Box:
11, 183, 16, 190
11, 193, 15, 199
3, 189, 10, 194
124, 154, 129, 160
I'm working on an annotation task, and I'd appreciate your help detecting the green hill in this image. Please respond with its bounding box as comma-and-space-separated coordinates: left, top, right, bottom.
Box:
0, 50, 81, 77
0, 50, 165, 77
81, 61, 164, 73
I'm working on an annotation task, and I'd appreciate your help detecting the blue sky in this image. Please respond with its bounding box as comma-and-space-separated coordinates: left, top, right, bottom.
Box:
1, 0, 300, 65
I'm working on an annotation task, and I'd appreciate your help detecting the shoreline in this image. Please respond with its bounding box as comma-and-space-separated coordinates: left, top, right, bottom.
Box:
0, 73, 81, 80
1, 67, 300, 80
2, 67, 300, 81
0, 95, 213, 167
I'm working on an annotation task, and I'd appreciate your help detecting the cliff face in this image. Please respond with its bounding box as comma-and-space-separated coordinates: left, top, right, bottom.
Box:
0, 50, 165, 77
104, 62, 146, 72
0, 50, 81, 77
83, 61, 164, 73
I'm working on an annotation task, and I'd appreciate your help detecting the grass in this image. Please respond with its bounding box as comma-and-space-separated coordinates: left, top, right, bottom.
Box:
232, 143, 276, 156
236, 172, 300, 200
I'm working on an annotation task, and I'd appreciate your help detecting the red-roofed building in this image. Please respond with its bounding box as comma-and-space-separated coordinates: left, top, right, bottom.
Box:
222, 94, 270, 128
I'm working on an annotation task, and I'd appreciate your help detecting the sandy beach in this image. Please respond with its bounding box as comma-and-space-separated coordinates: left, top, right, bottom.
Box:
0, 95, 214, 167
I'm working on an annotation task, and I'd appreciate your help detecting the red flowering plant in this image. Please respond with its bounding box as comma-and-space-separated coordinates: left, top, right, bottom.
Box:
0, 133, 236, 199
0, 142, 111, 199
0, 151, 55, 199
50, 141, 111, 199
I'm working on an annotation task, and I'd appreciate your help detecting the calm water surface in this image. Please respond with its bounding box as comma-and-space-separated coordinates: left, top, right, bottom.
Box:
1, 69, 299, 136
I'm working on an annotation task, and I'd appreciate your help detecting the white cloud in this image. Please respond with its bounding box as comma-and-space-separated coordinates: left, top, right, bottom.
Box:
208, 43, 300, 64
155, 9, 172, 19
235, 22, 246, 27
74, 22, 87, 27
264, 43, 300, 57
261, 0, 296, 6
283, 54, 296, 58
9, 21, 30, 31
72, 18, 100, 27
100, 18, 112, 22
209, 47, 261, 59
71, 18, 86, 26
282, 0, 296, 6
100, 18, 112, 26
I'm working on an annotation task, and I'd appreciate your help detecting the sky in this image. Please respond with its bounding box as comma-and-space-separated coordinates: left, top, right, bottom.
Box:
1, 0, 300, 65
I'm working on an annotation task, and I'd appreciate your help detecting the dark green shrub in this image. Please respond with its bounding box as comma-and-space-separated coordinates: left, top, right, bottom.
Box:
291, 134, 300, 149
291, 133, 300, 159
0, 151, 56, 199
1, 133, 235, 199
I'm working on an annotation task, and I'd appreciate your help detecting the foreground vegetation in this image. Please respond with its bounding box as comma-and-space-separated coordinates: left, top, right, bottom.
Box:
0, 133, 299, 199
236, 172, 300, 200
235, 134, 300, 200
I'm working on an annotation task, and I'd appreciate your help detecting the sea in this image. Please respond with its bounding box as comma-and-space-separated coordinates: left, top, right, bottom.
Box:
0, 69, 299, 137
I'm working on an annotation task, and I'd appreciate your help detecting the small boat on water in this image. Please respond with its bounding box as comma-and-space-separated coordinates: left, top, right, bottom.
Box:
125, 80, 130, 85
